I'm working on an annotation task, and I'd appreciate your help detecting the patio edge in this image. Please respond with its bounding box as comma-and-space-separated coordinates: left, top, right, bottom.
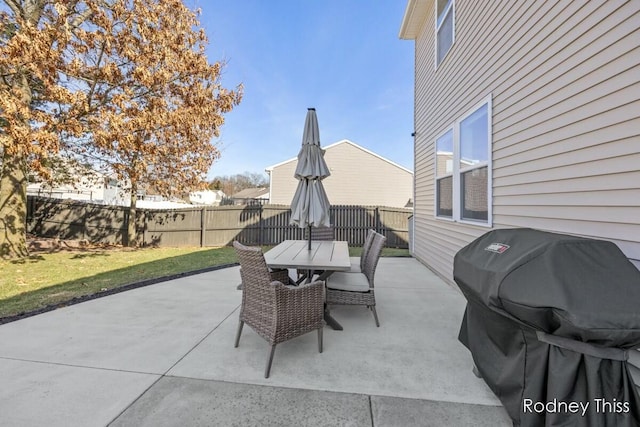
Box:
0, 263, 240, 325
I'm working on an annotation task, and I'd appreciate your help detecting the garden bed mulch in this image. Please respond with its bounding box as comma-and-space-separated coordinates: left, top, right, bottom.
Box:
27, 235, 124, 253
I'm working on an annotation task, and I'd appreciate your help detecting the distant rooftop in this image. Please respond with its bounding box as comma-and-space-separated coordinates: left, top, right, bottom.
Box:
232, 187, 269, 199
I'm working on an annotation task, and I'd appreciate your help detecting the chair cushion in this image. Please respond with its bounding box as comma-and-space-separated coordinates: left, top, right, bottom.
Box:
349, 257, 361, 273
327, 271, 370, 292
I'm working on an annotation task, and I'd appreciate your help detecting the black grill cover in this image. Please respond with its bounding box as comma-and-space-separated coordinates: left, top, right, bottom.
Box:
455, 228, 640, 427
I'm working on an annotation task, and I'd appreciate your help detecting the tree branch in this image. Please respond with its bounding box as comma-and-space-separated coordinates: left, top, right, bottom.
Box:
23, 0, 46, 23
86, 40, 107, 107
3, 0, 22, 17
70, 7, 93, 30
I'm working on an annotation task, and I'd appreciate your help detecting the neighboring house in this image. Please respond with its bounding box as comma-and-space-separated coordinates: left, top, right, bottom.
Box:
27, 169, 122, 203
399, 0, 640, 278
189, 190, 226, 206
231, 187, 270, 205
26, 165, 193, 208
266, 139, 413, 208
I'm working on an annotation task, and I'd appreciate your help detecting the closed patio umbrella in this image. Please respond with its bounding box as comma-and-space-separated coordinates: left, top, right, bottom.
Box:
290, 108, 331, 250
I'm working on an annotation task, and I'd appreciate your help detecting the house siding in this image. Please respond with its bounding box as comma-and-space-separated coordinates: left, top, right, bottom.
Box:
406, 0, 640, 391
268, 159, 298, 205
410, 0, 640, 280
268, 140, 413, 208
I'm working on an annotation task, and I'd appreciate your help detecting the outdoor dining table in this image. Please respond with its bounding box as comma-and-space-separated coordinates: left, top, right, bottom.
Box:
264, 239, 351, 330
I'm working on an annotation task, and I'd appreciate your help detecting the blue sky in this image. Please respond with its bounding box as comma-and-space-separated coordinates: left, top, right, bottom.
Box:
191, 0, 415, 179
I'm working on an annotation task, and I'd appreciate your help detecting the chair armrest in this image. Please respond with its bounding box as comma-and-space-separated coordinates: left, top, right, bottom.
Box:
284, 279, 324, 291
270, 269, 292, 285
273, 280, 325, 314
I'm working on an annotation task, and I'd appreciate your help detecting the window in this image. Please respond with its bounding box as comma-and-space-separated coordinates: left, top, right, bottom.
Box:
435, 98, 492, 225
436, 0, 455, 66
459, 104, 489, 221
435, 129, 453, 218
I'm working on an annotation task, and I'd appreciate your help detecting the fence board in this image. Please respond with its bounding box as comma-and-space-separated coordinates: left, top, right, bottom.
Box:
84, 203, 127, 244
27, 197, 127, 243
26, 197, 412, 248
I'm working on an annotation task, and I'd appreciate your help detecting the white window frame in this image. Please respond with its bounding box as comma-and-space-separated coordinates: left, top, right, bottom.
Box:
435, 0, 455, 68
434, 95, 493, 227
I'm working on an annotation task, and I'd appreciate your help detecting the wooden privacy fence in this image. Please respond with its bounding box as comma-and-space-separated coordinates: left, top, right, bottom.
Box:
27, 197, 412, 248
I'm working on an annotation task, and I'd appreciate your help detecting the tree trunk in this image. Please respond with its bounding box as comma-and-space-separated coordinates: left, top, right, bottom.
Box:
0, 71, 33, 259
126, 180, 137, 247
0, 149, 29, 259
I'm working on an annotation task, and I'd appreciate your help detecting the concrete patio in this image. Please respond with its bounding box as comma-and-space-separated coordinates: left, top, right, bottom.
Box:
0, 257, 511, 426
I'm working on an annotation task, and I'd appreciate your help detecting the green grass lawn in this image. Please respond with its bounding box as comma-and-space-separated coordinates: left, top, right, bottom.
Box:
0, 245, 410, 320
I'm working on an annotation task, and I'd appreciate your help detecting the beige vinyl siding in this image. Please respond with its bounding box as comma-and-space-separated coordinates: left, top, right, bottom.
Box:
410, 0, 640, 282
268, 140, 413, 208
268, 159, 298, 205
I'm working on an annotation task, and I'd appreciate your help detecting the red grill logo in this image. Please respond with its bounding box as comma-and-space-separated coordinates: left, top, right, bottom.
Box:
485, 243, 510, 254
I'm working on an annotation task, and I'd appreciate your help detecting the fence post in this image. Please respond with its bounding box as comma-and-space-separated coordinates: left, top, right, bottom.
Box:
82, 203, 88, 242
123, 207, 129, 246
141, 210, 147, 246
200, 207, 206, 247
26, 196, 32, 233
258, 205, 264, 246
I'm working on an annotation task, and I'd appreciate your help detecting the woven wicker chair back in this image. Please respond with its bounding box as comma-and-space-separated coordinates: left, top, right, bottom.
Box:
360, 229, 376, 270
305, 226, 335, 241
233, 241, 275, 288
363, 232, 386, 286
297, 226, 334, 277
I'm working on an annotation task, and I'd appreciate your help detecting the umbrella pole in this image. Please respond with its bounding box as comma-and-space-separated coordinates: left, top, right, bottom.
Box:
308, 225, 312, 250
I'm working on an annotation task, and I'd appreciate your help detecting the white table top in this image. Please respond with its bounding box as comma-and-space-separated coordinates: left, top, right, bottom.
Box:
264, 240, 351, 271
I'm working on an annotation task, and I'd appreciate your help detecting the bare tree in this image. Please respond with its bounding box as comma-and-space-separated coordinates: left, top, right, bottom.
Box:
209, 171, 268, 196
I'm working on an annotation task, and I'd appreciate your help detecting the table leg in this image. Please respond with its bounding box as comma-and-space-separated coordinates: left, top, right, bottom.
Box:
294, 269, 313, 285
316, 271, 331, 281
324, 308, 343, 331
316, 270, 344, 330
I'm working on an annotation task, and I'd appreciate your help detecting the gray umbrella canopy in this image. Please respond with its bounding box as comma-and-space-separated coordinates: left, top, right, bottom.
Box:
290, 108, 331, 237
293, 109, 330, 180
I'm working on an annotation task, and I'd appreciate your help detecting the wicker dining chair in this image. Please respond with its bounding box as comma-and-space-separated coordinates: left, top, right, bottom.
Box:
349, 228, 376, 273
306, 225, 335, 241
233, 241, 325, 378
325, 231, 386, 327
